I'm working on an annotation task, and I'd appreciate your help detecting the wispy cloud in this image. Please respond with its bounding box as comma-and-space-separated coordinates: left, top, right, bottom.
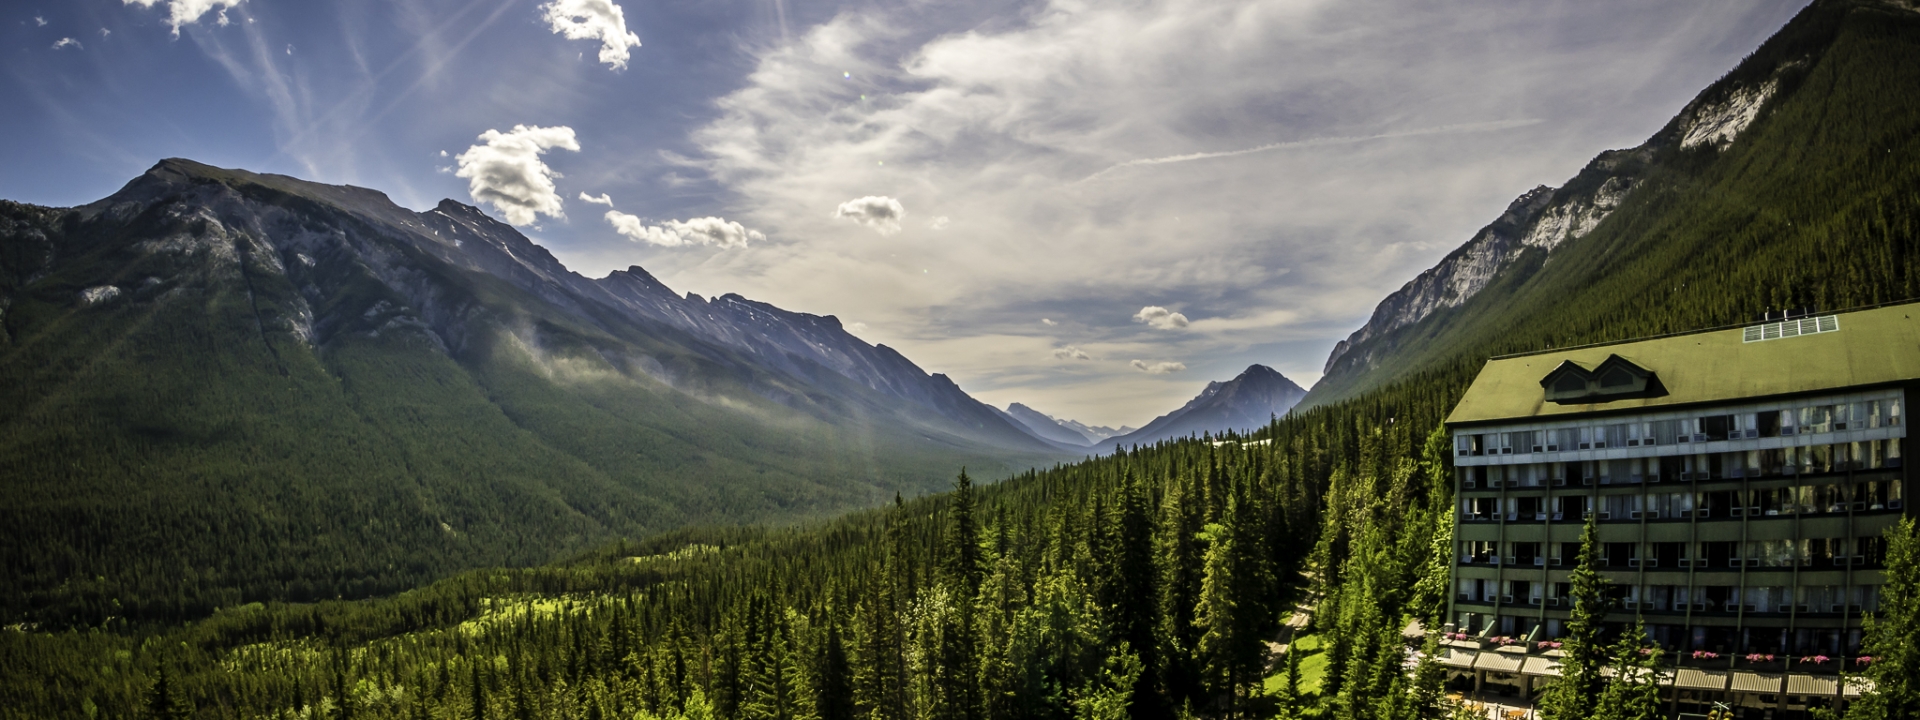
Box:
1053, 346, 1091, 361
51, 38, 83, 50
1080, 118, 1544, 183
579, 192, 615, 206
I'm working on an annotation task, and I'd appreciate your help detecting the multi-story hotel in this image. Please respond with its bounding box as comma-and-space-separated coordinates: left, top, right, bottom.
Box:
1441, 302, 1916, 716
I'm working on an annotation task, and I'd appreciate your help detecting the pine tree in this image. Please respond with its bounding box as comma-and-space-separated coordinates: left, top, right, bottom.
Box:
1538, 514, 1610, 720
1593, 619, 1663, 720
470, 662, 489, 720
1193, 520, 1239, 717
1109, 469, 1164, 719
818, 616, 855, 720
946, 470, 985, 599
1157, 472, 1206, 710
1834, 517, 1920, 719
142, 666, 192, 720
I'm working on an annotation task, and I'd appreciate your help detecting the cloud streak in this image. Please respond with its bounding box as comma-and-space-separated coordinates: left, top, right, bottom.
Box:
1079, 118, 1545, 183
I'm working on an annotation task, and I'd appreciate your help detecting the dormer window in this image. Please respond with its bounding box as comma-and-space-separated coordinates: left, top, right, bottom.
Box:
1553, 375, 1588, 394
1540, 355, 1666, 404
1601, 368, 1636, 388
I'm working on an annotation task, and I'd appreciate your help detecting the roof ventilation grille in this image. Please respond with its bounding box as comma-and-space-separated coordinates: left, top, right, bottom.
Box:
1742, 315, 1839, 343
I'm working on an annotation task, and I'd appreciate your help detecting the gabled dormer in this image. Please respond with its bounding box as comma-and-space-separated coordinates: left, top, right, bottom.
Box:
1539, 354, 1665, 404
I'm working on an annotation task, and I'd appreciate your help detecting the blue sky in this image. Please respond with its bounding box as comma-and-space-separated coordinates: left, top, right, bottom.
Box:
2, 0, 1807, 427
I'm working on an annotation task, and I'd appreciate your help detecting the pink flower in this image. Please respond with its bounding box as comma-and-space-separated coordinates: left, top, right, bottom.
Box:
1799, 655, 1831, 664
1856, 656, 1876, 665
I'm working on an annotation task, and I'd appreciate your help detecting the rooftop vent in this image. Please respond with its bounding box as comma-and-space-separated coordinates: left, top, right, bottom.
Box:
1742, 315, 1838, 343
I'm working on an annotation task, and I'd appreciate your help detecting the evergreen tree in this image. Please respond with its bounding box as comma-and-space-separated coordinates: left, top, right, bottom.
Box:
1109, 469, 1164, 720
1593, 619, 1663, 720
1193, 520, 1239, 717
470, 662, 489, 720
1538, 515, 1610, 720
946, 470, 985, 599
1834, 517, 1920, 720
141, 666, 192, 720
1157, 472, 1206, 710
818, 616, 856, 720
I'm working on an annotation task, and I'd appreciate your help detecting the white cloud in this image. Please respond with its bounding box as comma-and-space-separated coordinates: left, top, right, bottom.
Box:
35, 16, 47, 26
928, 216, 951, 230
51, 37, 82, 50
454, 125, 580, 226
1132, 305, 1189, 329
847, 322, 869, 334
541, 0, 642, 71
1130, 359, 1186, 374
123, 0, 243, 37
606, 212, 761, 249
1052, 346, 1091, 361
100, 27, 111, 37
834, 196, 906, 235
1040, 318, 1057, 326
579, 192, 615, 206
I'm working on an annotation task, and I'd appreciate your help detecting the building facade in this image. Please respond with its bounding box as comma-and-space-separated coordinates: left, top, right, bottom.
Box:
1441, 303, 1919, 712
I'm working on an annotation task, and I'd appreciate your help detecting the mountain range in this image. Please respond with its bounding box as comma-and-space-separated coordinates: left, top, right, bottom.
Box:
1005, 364, 1306, 450
0, 159, 1066, 622
1004, 403, 1134, 447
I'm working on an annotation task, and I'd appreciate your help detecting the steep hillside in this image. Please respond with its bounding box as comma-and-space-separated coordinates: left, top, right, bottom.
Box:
1098, 364, 1307, 451
1305, 0, 1920, 408
0, 160, 1064, 625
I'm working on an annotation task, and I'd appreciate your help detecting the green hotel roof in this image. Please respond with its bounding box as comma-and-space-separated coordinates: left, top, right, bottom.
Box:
1446, 303, 1920, 426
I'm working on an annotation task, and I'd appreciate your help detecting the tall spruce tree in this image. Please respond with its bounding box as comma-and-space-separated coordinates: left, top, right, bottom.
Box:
141, 666, 192, 720
1538, 514, 1610, 720
1110, 469, 1164, 719
818, 615, 856, 720
1194, 518, 1241, 717
1833, 517, 1920, 719
1593, 618, 1664, 720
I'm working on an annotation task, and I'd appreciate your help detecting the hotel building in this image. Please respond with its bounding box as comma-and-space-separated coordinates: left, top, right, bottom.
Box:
1442, 302, 1917, 715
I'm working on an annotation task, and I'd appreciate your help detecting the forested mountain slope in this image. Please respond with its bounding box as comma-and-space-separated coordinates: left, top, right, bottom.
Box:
1305, 0, 1920, 408
0, 160, 1064, 626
